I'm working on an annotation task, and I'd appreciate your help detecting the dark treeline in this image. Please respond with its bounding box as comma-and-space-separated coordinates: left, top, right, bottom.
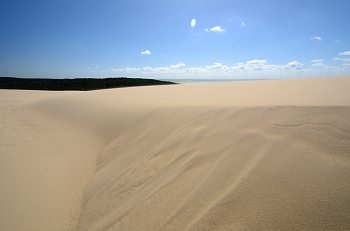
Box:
0, 77, 176, 91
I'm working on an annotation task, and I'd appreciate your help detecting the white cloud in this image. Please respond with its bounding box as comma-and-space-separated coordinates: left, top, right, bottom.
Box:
342, 63, 350, 68
125, 68, 141, 72
169, 62, 185, 69
312, 63, 324, 67
95, 66, 99, 69
206, 63, 221, 69
334, 57, 350, 62
141, 50, 151, 55
311, 59, 323, 66
241, 22, 245, 26
138, 63, 186, 73
286, 61, 302, 69
212, 26, 225, 32
339, 51, 350, 55
246, 59, 267, 65
111, 59, 350, 79
205, 26, 226, 32
111, 60, 304, 78
310, 37, 322, 41
111, 67, 140, 73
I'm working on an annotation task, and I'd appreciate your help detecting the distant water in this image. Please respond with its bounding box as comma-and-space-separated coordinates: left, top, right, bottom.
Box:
161, 79, 267, 84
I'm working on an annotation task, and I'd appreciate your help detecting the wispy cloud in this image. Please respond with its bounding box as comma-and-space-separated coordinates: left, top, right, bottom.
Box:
334, 57, 350, 62
342, 63, 350, 68
141, 50, 151, 55
241, 22, 245, 26
311, 59, 324, 67
169, 62, 185, 69
339, 51, 350, 55
312, 63, 324, 67
142, 62, 185, 72
87, 65, 100, 72
111, 67, 141, 73
310, 36, 322, 41
205, 26, 226, 32
246, 59, 267, 65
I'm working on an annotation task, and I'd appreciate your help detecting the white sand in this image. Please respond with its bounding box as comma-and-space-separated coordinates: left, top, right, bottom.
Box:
1, 77, 350, 230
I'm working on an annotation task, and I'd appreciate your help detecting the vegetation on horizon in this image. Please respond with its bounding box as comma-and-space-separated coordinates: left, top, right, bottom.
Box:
0, 77, 176, 91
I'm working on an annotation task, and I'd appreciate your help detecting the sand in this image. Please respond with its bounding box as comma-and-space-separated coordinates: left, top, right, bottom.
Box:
1, 76, 350, 230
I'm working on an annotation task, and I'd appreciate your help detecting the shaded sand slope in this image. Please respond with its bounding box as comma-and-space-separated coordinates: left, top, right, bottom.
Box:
1, 77, 350, 230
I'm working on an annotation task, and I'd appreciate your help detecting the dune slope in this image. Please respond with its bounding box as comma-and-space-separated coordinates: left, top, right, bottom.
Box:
78, 106, 350, 231
1, 77, 350, 230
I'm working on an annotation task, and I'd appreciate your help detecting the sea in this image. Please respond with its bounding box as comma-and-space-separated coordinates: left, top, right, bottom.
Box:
161, 79, 268, 84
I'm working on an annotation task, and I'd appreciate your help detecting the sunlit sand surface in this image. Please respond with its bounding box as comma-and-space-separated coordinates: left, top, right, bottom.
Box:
1, 77, 350, 230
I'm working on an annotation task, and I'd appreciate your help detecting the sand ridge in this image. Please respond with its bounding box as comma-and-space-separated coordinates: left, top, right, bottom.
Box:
1, 77, 350, 230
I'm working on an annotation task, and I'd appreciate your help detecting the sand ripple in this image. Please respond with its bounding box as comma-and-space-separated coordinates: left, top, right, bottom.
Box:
78, 106, 350, 231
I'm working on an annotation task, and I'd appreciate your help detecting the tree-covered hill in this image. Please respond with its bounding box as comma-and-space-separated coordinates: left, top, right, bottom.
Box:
0, 77, 176, 91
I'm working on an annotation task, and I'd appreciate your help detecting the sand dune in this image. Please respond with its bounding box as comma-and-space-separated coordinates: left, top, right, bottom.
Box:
1, 77, 350, 230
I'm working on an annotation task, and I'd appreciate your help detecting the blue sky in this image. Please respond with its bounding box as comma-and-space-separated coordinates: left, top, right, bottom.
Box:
1, 0, 350, 79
